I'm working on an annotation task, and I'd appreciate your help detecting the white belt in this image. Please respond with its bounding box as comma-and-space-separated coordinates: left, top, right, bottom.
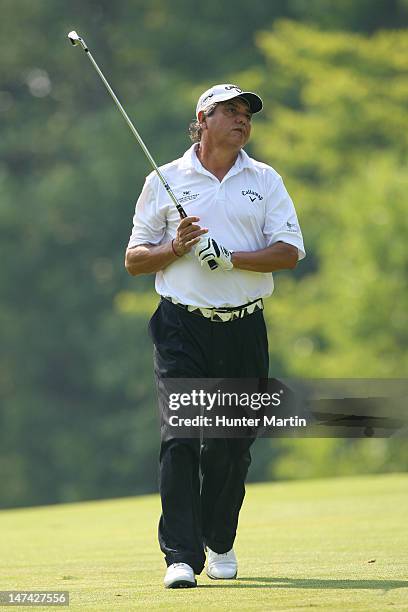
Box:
162, 296, 264, 323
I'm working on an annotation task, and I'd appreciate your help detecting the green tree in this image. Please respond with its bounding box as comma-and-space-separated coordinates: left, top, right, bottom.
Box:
245, 21, 408, 377
241, 21, 408, 479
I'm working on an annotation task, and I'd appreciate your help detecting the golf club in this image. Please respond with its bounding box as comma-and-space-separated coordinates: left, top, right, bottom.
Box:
67, 30, 217, 270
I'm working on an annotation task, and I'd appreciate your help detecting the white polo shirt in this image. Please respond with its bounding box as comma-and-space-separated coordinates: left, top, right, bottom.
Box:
128, 144, 305, 308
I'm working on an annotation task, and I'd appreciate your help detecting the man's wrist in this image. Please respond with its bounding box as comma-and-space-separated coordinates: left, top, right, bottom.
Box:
171, 238, 182, 257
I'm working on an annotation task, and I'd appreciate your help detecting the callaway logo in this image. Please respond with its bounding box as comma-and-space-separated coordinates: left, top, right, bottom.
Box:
201, 92, 214, 105
179, 190, 199, 203
242, 189, 263, 203
202, 86, 241, 105
286, 221, 298, 232
225, 85, 243, 93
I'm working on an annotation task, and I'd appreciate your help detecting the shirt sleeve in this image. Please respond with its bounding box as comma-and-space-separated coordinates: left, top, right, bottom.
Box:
127, 175, 166, 248
263, 176, 306, 260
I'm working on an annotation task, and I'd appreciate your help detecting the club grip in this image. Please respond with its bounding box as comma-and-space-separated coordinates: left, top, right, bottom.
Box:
208, 259, 218, 270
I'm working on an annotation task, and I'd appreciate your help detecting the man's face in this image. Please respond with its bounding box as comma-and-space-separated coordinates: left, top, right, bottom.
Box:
200, 98, 252, 149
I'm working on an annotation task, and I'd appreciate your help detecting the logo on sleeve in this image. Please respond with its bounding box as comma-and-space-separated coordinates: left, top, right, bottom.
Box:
242, 189, 263, 203
286, 221, 299, 232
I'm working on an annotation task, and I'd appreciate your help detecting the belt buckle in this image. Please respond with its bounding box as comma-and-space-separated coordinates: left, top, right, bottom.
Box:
212, 308, 238, 322
210, 309, 218, 322
210, 308, 231, 322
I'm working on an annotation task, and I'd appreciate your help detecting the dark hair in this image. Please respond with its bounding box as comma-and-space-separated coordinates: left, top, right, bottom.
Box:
188, 103, 218, 143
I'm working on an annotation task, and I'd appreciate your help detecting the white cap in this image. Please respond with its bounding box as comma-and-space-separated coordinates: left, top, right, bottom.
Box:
196, 83, 263, 119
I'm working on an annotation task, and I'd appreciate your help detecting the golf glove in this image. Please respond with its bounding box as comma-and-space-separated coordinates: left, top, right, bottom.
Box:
195, 237, 234, 271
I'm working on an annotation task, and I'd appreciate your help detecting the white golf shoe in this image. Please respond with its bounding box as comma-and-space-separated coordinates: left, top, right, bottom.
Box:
164, 562, 197, 588
206, 547, 238, 579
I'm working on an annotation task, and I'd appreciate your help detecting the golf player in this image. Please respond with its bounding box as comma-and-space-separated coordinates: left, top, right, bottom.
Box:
125, 84, 305, 588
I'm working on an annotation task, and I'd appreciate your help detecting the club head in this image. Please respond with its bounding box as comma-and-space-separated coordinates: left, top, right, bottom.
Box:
67, 30, 88, 51
68, 30, 80, 45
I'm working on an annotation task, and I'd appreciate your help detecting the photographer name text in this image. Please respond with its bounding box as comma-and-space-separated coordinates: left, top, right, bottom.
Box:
168, 415, 307, 428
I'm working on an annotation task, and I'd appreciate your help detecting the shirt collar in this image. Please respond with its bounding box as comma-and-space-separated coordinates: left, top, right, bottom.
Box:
180, 144, 255, 174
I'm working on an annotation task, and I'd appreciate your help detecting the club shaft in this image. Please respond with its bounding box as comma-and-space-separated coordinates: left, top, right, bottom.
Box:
71, 33, 217, 270
84, 48, 187, 218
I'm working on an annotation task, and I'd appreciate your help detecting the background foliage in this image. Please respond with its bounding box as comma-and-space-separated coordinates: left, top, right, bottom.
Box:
1, 0, 407, 508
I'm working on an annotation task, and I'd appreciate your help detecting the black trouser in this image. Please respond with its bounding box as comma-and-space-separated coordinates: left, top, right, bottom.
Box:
148, 298, 269, 575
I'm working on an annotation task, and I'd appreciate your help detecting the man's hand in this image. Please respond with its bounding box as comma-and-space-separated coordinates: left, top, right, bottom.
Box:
172, 216, 208, 256
195, 237, 234, 271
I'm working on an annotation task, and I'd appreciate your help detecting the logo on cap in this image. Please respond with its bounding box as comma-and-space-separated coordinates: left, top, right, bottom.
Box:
196, 83, 263, 119
225, 85, 243, 93
201, 92, 215, 105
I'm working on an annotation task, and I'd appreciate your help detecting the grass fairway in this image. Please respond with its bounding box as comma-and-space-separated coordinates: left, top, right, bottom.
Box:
1, 474, 407, 610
